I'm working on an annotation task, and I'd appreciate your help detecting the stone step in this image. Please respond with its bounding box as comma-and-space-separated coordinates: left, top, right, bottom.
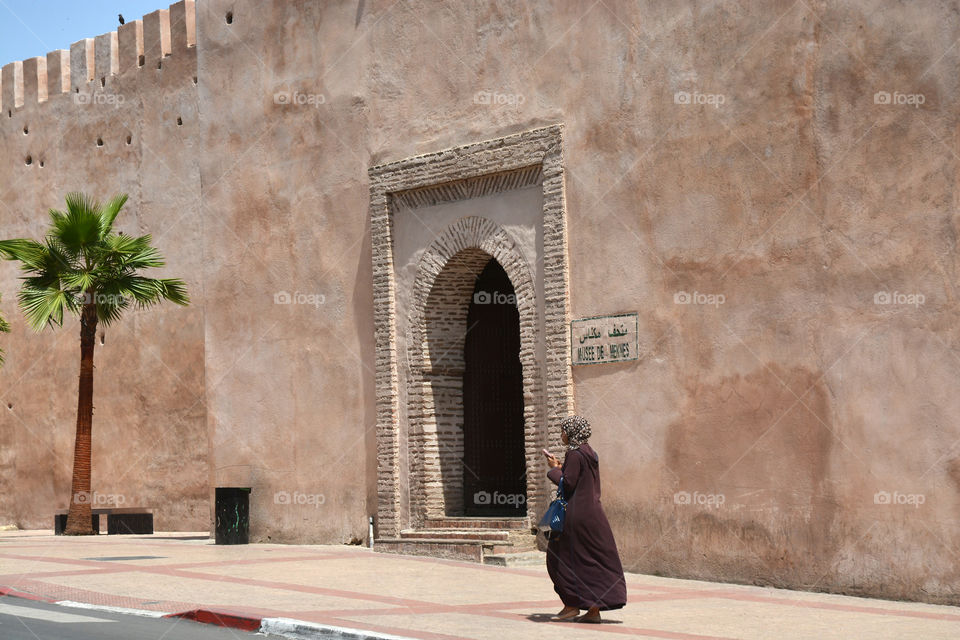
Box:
376, 538, 518, 562
400, 529, 511, 542
424, 517, 529, 530
483, 550, 546, 567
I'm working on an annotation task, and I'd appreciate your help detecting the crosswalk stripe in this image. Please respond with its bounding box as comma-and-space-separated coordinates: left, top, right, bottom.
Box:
0, 602, 114, 624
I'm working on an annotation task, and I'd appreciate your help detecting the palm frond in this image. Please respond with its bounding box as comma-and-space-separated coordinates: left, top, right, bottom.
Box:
125, 243, 164, 270
61, 270, 95, 291
93, 292, 130, 326
17, 285, 74, 331
99, 194, 128, 235
0, 239, 49, 271
45, 236, 82, 271
51, 193, 103, 254
157, 278, 190, 306
95, 234, 164, 271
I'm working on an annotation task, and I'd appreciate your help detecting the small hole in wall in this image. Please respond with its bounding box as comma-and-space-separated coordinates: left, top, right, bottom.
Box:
157, 60, 163, 70
96, 137, 103, 147
6, 403, 11, 410
100, 77, 105, 87
23, 125, 28, 135
226, 11, 233, 24
74, 87, 79, 93
126, 134, 132, 145
138, 54, 145, 67
99, 333, 105, 345
177, 117, 183, 126
7, 110, 11, 118
192, 76, 198, 84
25, 155, 32, 165
39, 160, 44, 168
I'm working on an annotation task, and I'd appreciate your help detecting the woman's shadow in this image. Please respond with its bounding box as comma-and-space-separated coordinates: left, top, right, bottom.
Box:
525, 613, 622, 624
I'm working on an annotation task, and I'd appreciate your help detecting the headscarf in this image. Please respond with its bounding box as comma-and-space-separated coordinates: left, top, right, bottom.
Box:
560, 414, 591, 450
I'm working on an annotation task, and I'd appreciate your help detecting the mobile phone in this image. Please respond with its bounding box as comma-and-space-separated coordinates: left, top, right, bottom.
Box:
542, 448, 554, 458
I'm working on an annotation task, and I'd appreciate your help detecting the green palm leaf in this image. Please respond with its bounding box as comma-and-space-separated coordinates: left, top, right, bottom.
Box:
17, 285, 74, 330
98, 194, 128, 236
0, 239, 49, 271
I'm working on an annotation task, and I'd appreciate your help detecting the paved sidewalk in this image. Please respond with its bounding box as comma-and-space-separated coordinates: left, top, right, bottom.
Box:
1, 531, 958, 639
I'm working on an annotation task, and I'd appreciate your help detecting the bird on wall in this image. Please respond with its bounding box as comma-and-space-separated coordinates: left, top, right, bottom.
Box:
118, 14, 125, 25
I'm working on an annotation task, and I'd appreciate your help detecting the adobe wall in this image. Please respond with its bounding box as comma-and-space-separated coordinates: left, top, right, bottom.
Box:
1, 0, 959, 605
195, 0, 960, 602
0, 2, 207, 530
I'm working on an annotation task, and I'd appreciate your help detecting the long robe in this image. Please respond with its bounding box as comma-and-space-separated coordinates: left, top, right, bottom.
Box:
546, 443, 627, 611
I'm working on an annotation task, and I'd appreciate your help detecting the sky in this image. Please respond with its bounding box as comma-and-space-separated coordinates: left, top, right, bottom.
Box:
0, 1, 166, 68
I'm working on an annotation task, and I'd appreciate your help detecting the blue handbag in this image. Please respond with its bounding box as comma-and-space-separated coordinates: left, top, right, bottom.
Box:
539, 475, 567, 533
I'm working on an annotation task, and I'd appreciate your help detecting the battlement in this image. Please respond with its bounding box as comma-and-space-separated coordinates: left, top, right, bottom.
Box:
1, 0, 195, 115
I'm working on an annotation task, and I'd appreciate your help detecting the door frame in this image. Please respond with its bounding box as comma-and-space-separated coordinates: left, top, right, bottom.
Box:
368, 125, 572, 536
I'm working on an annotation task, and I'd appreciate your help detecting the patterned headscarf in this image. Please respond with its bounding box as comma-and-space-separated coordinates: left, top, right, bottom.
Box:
560, 414, 592, 450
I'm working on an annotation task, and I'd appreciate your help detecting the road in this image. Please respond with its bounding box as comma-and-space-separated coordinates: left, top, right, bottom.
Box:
0, 596, 274, 639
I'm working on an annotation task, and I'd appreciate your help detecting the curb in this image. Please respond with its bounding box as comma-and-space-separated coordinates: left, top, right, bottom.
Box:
260, 617, 417, 639
166, 608, 262, 631
0, 589, 417, 639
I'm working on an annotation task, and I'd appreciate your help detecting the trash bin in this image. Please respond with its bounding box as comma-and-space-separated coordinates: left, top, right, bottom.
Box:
215, 487, 250, 545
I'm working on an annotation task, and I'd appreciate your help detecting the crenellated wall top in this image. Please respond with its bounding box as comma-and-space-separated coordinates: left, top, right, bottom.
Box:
1, 0, 195, 115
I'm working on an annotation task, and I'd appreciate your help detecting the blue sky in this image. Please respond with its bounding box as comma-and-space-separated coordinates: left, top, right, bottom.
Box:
0, 1, 166, 67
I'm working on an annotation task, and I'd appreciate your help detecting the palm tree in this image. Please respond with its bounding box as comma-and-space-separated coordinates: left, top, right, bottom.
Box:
0, 193, 188, 535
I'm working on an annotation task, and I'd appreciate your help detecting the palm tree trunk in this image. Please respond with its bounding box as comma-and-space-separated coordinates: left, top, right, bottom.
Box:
64, 302, 98, 535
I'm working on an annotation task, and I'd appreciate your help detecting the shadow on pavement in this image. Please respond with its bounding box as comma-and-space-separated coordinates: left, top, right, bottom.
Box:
525, 613, 623, 624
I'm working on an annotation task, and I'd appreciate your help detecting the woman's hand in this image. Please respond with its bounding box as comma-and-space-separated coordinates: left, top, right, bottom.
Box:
546, 453, 561, 468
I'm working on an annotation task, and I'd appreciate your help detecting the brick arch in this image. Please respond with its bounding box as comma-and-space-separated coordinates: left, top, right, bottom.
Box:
406, 217, 541, 524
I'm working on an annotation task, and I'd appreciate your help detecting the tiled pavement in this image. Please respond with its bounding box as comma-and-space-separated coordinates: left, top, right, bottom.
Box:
0, 531, 958, 639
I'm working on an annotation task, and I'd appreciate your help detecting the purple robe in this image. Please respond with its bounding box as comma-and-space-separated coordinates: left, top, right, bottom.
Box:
546, 443, 626, 611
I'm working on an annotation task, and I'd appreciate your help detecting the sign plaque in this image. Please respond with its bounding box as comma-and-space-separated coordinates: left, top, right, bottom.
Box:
571, 312, 639, 366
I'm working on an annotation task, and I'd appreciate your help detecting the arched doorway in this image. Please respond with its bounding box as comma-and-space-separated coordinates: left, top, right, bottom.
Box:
370, 127, 572, 540
463, 259, 527, 516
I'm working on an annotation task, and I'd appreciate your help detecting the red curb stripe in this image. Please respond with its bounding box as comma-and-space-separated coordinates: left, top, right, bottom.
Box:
0, 586, 56, 603
165, 608, 262, 632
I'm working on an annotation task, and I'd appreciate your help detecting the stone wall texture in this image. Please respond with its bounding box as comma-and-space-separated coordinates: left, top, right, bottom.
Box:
2, 0, 960, 605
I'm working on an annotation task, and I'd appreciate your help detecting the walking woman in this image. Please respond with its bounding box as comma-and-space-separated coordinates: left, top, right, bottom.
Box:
544, 415, 626, 623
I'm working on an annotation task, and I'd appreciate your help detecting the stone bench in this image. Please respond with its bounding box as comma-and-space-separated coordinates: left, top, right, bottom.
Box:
54, 507, 154, 535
